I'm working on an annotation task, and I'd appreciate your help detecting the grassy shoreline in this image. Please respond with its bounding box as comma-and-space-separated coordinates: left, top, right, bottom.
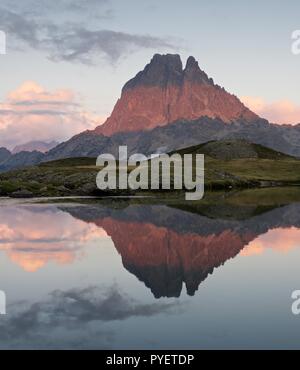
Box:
0, 156, 300, 198
1, 140, 300, 198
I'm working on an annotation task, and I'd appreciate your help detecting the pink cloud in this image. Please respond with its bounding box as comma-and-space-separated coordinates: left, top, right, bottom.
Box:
241, 96, 300, 125
241, 227, 300, 256
0, 205, 108, 272
0, 81, 105, 149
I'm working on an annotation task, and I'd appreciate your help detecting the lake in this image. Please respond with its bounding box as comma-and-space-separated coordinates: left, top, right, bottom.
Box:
0, 192, 300, 349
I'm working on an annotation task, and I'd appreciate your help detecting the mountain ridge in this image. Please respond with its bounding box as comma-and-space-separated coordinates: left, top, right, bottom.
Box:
12, 140, 59, 154
94, 54, 259, 136
44, 116, 300, 161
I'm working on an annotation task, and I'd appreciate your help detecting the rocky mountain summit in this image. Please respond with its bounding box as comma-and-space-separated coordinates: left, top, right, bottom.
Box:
94, 54, 258, 136
44, 54, 300, 162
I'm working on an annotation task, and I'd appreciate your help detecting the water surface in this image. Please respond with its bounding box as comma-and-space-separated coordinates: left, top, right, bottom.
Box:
1, 194, 300, 349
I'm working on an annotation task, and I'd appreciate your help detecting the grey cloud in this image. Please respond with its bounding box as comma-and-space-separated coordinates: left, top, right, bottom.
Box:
60, 0, 111, 13
0, 4, 177, 64
0, 285, 181, 349
44, 28, 175, 64
7, 285, 180, 328
12, 100, 79, 107
0, 109, 67, 116
1, 0, 110, 16
20, 109, 67, 115
0, 9, 39, 48
0, 110, 14, 115
47, 285, 180, 324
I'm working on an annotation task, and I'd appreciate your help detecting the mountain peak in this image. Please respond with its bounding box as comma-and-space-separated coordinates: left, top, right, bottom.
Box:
123, 54, 215, 91
184, 56, 214, 85
95, 54, 259, 136
184, 56, 199, 75
152, 53, 182, 67
123, 53, 183, 91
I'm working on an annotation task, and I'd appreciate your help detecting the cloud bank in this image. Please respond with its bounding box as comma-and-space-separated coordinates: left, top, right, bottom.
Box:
0, 204, 108, 271
242, 96, 300, 125
0, 2, 176, 65
0, 81, 104, 149
0, 284, 181, 349
241, 227, 300, 256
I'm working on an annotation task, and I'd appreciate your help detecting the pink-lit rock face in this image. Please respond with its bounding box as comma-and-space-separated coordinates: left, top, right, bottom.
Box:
94, 54, 258, 136
93, 217, 254, 297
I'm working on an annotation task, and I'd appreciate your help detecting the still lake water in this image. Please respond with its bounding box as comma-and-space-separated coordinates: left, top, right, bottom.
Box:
0, 196, 300, 349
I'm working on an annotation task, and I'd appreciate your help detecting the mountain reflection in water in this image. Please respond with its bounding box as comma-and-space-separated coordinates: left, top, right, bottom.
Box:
60, 202, 300, 298
1, 195, 300, 349
1, 199, 300, 298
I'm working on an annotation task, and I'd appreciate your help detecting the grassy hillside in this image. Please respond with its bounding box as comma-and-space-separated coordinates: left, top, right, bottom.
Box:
0, 140, 300, 197
181, 140, 300, 189
173, 139, 295, 160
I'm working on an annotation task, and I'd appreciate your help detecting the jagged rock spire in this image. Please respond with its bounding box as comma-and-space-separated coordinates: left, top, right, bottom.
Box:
94, 54, 258, 136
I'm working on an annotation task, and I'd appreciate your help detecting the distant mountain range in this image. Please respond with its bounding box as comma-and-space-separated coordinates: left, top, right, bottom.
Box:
0, 148, 44, 172
0, 141, 58, 172
12, 141, 58, 154
1, 54, 300, 171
